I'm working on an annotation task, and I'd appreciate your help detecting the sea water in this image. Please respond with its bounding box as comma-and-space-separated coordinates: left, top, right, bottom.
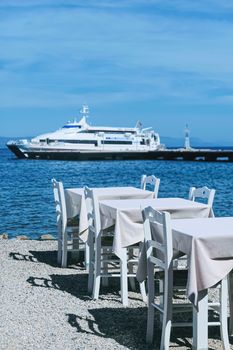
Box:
1, 146, 233, 239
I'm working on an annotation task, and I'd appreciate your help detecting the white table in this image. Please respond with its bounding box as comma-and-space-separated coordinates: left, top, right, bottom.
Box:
172, 217, 233, 349
65, 187, 154, 241
99, 198, 212, 259
139, 216, 233, 349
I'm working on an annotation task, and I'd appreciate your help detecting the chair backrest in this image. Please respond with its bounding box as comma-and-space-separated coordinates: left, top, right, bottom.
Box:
84, 186, 101, 238
141, 175, 160, 198
51, 178, 67, 235
188, 186, 215, 207
142, 206, 173, 270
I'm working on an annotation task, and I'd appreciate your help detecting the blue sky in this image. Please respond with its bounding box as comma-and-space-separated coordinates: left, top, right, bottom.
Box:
1, 0, 233, 144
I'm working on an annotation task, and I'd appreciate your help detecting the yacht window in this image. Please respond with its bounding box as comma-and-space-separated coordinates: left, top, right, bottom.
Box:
57, 139, 98, 145
101, 140, 132, 145
62, 125, 81, 129
86, 130, 135, 134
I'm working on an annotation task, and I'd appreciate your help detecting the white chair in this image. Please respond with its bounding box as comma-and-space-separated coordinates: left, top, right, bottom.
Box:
141, 175, 160, 198
52, 179, 85, 268
84, 186, 146, 306
174, 185, 216, 271
189, 186, 215, 208
143, 206, 229, 350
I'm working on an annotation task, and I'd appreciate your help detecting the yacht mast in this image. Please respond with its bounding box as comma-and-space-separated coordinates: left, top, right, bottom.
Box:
80, 104, 89, 118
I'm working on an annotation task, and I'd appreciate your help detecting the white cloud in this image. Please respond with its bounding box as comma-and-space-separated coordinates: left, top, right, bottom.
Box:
1, 0, 233, 109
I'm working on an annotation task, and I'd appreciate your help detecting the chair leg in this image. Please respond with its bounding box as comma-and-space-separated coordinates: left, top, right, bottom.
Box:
228, 271, 233, 336
160, 266, 172, 350
102, 248, 109, 287
57, 238, 62, 265
92, 235, 101, 300
87, 236, 94, 294
61, 230, 67, 268
220, 277, 230, 350
160, 319, 172, 350
128, 248, 136, 291
159, 278, 164, 325
139, 281, 147, 303
85, 240, 90, 272
193, 290, 208, 350
92, 273, 101, 300
88, 265, 94, 294
146, 261, 155, 344
120, 248, 128, 306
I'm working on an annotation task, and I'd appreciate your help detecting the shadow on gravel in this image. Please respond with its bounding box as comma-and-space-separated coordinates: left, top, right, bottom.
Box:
9, 250, 83, 269
27, 273, 91, 301
29, 250, 58, 267
67, 308, 232, 349
26, 273, 140, 303
9, 251, 38, 263
66, 308, 194, 349
9, 250, 58, 267
66, 308, 154, 350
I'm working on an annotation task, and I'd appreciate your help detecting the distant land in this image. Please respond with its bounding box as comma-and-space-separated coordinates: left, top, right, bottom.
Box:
0, 136, 233, 149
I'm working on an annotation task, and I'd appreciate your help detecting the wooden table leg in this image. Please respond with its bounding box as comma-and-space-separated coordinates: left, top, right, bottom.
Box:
120, 248, 128, 306
228, 271, 233, 336
192, 290, 208, 350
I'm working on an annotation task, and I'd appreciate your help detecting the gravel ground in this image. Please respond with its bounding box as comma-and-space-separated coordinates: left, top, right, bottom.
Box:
1, 240, 233, 350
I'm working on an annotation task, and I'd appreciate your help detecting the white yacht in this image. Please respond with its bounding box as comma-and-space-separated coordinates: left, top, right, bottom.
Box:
7, 105, 162, 160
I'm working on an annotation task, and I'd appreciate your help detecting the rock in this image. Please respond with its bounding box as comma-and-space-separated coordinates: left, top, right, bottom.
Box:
16, 235, 29, 240
39, 234, 55, 241
0, 233, 8, 239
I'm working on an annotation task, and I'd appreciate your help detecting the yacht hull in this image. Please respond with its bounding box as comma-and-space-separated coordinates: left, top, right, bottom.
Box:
8, 144, 233, 162
7, 145, 158, 160
7, 144, 27, 159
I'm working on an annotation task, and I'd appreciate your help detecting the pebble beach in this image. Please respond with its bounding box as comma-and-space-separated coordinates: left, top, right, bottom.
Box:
1, 239, 232, 350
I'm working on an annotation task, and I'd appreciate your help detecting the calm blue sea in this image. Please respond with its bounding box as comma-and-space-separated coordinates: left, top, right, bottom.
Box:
1, 146, 233, 239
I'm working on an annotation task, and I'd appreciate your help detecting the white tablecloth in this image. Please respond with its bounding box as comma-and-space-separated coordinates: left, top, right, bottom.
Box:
138, 216, 233, 308
99, 198, 211, 259
171, 217, 233, 306
65, 187, 154, 241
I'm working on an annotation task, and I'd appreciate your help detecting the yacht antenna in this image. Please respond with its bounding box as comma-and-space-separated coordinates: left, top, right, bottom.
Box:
80, 104, 89, 118
136, 121, 142, 129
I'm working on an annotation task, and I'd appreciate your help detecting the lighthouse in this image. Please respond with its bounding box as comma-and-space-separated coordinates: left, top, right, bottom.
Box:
184, 124, 191, 150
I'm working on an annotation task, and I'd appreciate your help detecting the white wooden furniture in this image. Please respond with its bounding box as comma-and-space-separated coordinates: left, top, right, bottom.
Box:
84, 186, 146, 306
141, 175, 160, 198
99, 197, 212, 260
173, 186, 216, 271
189, 186, 215, 207
52, 179, 86, 268
64, 186, 154, 270
141, 214, 232, 349
64, 186, 155, 242
143, 207, 192, 348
